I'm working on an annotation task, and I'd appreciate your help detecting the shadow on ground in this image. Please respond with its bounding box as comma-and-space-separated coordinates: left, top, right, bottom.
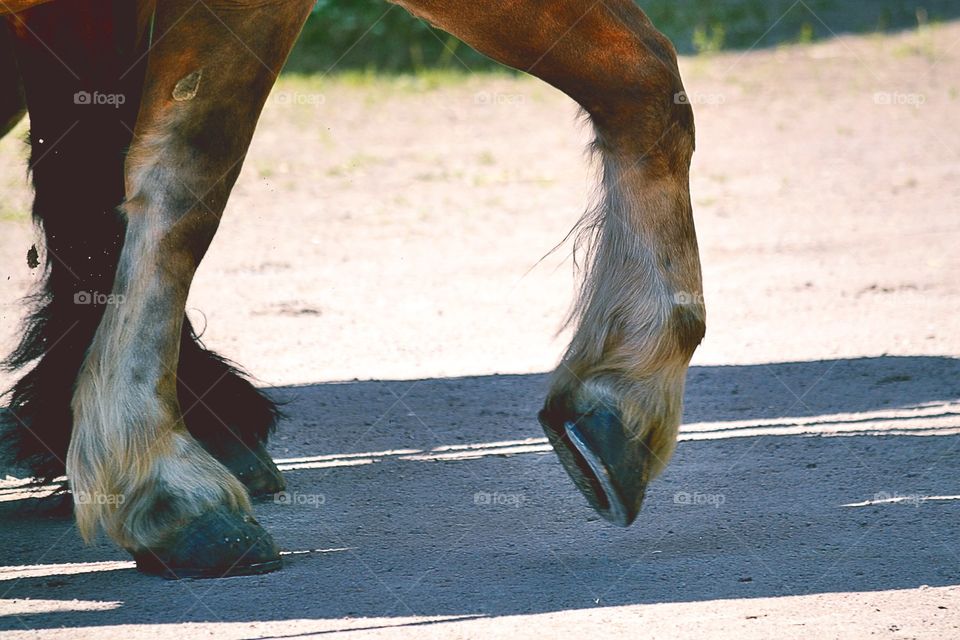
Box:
1, 356, 958, 631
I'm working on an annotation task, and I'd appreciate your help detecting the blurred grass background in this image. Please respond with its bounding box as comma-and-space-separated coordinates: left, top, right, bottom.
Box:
285, 0, 960, 74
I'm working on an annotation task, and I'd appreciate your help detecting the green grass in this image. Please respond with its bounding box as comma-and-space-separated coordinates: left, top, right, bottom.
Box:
284, 0, 960, 74
281, 68, 511, 90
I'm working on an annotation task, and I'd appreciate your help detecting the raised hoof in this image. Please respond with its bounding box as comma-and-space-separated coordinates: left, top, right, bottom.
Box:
539, 404, 650, 527
134, 507, 281, 579
205, 439, 286, 499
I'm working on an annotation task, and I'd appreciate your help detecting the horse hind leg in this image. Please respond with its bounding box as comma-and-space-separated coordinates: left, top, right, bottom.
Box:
177, 321, 286, 497
67, 0, 314, 578
393, 0, 705, 525
1, 5, 283, 499
1, 3, 145, 484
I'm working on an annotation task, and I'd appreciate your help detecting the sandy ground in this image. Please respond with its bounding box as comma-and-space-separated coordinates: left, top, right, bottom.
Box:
0, 19, 959, 640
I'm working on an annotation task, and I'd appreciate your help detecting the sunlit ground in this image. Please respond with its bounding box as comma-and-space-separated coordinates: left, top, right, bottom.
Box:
1, 19, 959, 640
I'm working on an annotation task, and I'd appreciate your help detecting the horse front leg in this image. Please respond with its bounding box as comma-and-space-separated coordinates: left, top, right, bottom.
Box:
67, 0, 314, 578
393, 0, 705, 525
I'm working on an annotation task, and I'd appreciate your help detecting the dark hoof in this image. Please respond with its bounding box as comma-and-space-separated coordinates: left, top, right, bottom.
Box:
205, 439, 286, 498
134, 507, 281, 579
539, 404, 649, 527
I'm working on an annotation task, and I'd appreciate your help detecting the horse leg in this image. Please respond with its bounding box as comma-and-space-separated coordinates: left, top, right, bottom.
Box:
2, 3, 148, 484
393, 0, 705, 525
176, 323, 286, 497
2, 5, 283, 499
68, 0, 313, 577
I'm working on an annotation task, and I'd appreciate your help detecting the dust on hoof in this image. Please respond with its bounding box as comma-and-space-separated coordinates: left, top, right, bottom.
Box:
134, 507, 281, 579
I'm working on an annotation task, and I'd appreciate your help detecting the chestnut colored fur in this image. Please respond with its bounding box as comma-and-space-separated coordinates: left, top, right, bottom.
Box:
2, 0, 704, 552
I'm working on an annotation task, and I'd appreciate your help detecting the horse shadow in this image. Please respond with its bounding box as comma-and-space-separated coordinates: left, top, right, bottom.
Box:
1, 355, 958, 632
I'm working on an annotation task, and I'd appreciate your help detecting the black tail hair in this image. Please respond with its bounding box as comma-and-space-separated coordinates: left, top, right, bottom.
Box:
1, 3, 279, 483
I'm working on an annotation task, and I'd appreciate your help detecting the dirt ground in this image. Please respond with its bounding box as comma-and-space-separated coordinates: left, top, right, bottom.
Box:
0, 19, 959, 640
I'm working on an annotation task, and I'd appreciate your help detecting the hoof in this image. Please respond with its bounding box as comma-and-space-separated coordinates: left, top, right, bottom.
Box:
205, 439, 285, 498
134, 507, 281, 579
539, 404, 650, 527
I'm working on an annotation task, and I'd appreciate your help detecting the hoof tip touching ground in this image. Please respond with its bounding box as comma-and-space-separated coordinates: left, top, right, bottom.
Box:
134, 507, 281, 580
